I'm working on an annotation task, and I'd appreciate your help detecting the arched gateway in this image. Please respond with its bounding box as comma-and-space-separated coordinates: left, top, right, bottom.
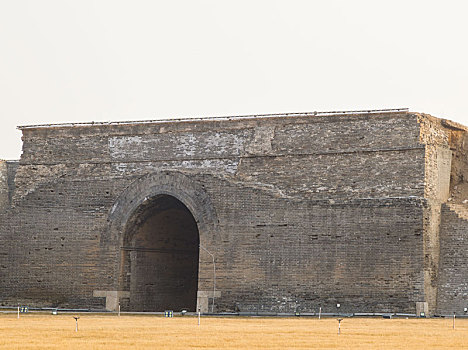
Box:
122, 194, 199, 311
106, 171, 218, 312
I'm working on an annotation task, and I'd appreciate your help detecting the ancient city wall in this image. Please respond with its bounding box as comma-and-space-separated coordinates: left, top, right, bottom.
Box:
0, 111, 466, 314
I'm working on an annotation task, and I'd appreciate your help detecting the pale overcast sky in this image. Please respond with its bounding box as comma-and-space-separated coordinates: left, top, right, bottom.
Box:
1, 0, 467, 160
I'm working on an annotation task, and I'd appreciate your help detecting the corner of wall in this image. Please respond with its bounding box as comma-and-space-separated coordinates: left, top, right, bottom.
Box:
435, 120, 468, 314
418, 114, 468, 314
417, 114, 453, 314
0, 160, 19, 211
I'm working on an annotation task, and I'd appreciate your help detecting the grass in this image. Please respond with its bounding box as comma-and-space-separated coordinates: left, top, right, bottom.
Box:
0, 314, 467, 349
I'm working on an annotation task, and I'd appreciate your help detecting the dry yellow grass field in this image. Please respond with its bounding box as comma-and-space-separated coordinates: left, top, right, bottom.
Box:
0, 314, 467, 349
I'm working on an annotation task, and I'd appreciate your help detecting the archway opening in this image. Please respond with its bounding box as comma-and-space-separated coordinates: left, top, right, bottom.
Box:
121, 194, 199, 311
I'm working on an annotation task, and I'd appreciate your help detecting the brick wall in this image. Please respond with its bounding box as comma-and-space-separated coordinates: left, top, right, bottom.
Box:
437, 205, 468, 314
0, 161, 8, 211
0, 111, 463, 313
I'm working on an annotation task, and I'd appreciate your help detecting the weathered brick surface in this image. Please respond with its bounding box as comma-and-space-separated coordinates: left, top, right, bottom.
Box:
437, 204, 468, 314
0, 161, 17, 211
0, 111, 466, 314
0, 161, 8, 211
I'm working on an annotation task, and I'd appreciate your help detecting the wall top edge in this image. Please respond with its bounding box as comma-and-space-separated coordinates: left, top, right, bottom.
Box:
17, 108, 410, 130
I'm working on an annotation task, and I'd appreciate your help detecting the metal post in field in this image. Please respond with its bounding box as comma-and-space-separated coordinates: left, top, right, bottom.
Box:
319, 307, 321, 320
118, 303, 120, 317
198, 308, 201, 326
73, 316, 80, 332
453, 313, 455, 330
337, 318, 343, 335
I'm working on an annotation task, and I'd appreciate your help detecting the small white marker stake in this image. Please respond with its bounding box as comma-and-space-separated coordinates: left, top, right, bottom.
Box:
118, 303, 120, 317
453, 313, 455, 330
337, 318, 343, 335
318, 307, 321, 320
198, 309, 201, 326
73, 316, 80, 332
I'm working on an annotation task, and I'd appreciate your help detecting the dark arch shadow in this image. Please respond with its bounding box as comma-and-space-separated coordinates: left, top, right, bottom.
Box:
121, 194, 199, 311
